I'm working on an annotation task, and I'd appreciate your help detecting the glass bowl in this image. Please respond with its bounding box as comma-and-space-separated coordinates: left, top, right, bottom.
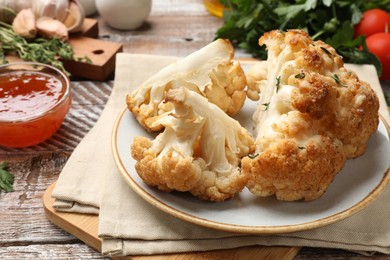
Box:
0, 62, 71, 148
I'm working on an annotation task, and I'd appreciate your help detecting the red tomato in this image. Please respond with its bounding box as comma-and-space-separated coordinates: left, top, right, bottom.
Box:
354, 9, 390, 38
366, 32, 390, 79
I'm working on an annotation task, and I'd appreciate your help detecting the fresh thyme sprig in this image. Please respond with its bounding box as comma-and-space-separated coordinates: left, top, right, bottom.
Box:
0, 162, 14, 193
262, 102, 270, 111
0, 21, 74, 75
276, 76, 281, 92
332, 73, 348, 87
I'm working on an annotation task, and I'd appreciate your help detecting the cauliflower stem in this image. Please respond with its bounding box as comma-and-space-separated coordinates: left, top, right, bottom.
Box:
127, 39, 249, 132
243, 30, 379, 201
131, 86, 254, 202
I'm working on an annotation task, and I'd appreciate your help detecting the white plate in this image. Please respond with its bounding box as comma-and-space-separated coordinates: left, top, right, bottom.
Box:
112, 101, 390, 234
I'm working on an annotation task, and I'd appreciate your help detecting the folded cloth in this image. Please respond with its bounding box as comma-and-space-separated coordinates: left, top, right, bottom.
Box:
52, 53, 390, 256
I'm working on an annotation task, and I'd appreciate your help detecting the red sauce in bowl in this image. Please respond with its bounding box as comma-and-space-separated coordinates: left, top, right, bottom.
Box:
0, 63, 71, 148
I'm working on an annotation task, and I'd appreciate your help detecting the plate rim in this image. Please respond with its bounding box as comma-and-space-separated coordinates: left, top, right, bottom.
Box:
112, 106, 390, 234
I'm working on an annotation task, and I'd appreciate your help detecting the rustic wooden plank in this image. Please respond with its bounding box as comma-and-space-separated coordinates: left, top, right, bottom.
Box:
0, 192, 102, 257
0, 244, 105, 259
151, 0, 212, 15
98, 15, 223, 57
0, 152, 105, 257
0, 154, 68, 241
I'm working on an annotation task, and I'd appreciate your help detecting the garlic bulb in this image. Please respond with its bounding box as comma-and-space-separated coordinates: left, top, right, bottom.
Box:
0, 0, 85, 33
1, 0, 32, 13
62, 0, 85, 32
12, 8, 37, 39
36, 16, 68, 40
33, 0, 69, 22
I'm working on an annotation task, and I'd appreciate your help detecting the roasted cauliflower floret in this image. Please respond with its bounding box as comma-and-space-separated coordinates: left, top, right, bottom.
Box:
243, 30, 379, 201
131, 87, 254, 202
127, 39, 249, 132
243, 112, 346, 201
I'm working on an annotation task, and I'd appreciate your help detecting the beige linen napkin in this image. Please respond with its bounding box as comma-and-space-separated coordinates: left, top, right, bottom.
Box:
52, 53, 390, 256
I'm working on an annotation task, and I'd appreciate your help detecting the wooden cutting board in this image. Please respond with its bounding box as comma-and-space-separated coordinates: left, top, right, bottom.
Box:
5, 18, 123, 81
63, 35, 123, 81
63, 18, 123, 81
43, 182, 301, 259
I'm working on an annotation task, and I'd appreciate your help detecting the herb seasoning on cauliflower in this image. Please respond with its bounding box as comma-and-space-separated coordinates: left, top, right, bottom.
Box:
242, 30, 379, 201
131, 86, 254, 202
126, 39, 250, 132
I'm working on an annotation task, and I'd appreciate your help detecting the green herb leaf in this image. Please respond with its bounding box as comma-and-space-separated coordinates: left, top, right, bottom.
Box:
77, 56, 93, 63
248, 153, 259, 159
332, 74, 348, 87
276, 76, 281, 92
321, 46, 332, 55
0, 22, 76, 75
337, 36, 382, 76
322, 0, 334, 7
215, 0, 389, 75
262, 102, 270, 110
325, 21, 355, 49
0, 162, 14, 193
295, 72, 305, 79
274, 4, 305, 20
350, 4, 362, 25
384, 91, 390, 106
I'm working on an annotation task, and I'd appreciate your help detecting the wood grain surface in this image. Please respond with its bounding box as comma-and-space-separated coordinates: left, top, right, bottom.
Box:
1, 0, 389, 259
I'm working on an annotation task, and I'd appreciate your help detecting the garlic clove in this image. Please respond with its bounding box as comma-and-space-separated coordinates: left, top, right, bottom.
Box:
36, 16, 68, 40
2, 0, 86, 33
12, 8, 37, 39
39, 0, 57, 18
62, 0, 85, 33
32, 0, 70, 25
32, 0, 43, 18
55, 0, 69, 22
4, 0, 33, 13
16, 0, 34, 12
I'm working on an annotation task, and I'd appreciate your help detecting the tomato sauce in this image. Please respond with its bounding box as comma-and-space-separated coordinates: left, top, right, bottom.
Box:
0, 69, 71, 148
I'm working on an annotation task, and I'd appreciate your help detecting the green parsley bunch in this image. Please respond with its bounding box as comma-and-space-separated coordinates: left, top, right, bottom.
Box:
215, 0, 390, 75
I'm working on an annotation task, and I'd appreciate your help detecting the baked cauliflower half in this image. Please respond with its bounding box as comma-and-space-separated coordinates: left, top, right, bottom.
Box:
242, 30, 379, 201
127, 39, 249, 132
131, 86, 254, 202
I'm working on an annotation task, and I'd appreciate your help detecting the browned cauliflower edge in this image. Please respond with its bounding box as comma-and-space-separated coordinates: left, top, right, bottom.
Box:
131, 86, 254, 202
242, 30, 380, 201
126, 38, 250, 132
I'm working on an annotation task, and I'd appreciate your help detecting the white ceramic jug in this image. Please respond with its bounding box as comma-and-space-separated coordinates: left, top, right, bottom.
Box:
95, 0, 152, 30
77, 0, 97, 16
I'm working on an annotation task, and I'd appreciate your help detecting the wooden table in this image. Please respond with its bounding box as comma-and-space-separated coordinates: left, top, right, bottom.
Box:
1, 1, 389, 259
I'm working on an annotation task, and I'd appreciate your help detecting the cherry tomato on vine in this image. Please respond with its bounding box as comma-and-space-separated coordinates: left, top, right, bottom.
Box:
366, 32, 390, 79
354, 9, 390, 38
